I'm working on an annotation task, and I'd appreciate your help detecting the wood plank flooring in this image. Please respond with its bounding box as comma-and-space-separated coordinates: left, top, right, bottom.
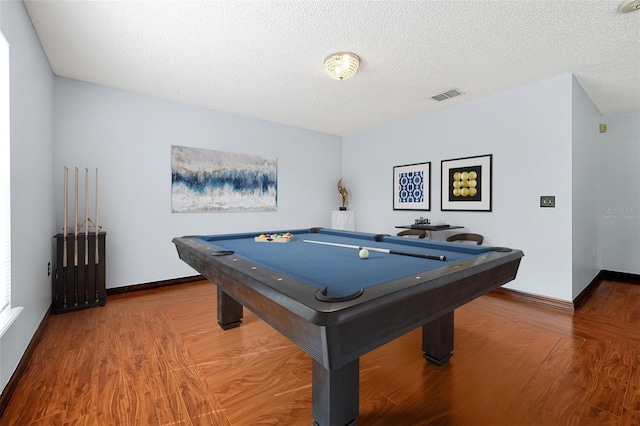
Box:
2, 278, 640, 425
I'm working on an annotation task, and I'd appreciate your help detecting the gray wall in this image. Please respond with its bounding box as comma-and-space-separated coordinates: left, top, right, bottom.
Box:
52, 77, 343, 288
599, 110, 640, 274
571, 75, 603, 300
342, 75, 638, 303
0, 0, 54, 392
342, 75, 578, 301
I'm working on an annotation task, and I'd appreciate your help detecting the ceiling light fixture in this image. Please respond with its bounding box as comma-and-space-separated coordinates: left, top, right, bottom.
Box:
619, 0, 640, 12
325, 52, 360, 81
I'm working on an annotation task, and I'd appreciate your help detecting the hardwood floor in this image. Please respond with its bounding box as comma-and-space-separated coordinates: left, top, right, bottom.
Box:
2, 278, 640, 425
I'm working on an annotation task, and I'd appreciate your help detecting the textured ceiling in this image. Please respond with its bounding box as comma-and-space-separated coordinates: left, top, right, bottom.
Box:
23, 0, 640, 136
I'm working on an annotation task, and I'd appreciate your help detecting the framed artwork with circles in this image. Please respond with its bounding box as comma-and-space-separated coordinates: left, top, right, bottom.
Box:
393, 162, 431, 211
441, 154, 492, 212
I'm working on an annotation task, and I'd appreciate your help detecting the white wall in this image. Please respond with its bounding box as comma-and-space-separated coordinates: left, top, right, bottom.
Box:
571, 76, 602, 299
343, 75, 575, 301
53, 77, 343, 288
599, 110, 640, 274
0, 0, 54, 392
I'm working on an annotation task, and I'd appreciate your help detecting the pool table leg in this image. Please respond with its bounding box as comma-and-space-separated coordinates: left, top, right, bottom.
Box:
217, 287, 243, 330
422, 311, 454, 366
312, 358, 359, 426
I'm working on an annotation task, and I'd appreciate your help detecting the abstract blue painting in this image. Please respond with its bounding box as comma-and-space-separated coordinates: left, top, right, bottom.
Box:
171, 145, 277, 213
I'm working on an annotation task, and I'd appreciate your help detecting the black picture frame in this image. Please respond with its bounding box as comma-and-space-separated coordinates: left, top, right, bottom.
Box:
441, 154, 492, 212
393, 162, 431, 211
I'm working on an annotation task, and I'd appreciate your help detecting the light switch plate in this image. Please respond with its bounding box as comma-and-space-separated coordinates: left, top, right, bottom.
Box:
540, 196, 555, 208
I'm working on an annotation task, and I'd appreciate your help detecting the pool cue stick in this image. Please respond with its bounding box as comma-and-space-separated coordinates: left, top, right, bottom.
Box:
74, 167, 79, 306
62, 166, 68, 308
84, 168, 89, 304
302, 239, 447, 261
94, 168, 99, 303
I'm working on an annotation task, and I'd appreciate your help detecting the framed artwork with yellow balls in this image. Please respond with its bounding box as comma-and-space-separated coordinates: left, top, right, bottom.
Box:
441, 154, 492, 211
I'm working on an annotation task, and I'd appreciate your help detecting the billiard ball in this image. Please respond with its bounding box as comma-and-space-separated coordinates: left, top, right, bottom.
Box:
359, 248, 369, 259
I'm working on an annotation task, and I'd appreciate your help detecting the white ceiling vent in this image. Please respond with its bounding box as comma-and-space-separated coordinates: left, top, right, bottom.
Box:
431, 88, 464, 101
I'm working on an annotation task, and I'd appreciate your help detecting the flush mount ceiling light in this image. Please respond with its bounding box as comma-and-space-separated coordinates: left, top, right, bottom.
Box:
325, 52, 360, 81
620, 0, 640, 12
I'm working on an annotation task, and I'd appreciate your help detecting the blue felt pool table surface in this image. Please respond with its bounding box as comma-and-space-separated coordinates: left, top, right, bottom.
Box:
198, 228, 492, 298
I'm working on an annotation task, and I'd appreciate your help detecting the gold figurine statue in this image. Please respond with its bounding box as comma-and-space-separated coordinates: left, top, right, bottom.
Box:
337, 179, 349, 210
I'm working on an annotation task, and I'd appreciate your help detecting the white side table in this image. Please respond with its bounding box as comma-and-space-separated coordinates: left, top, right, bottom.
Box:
331, 210, 356, 231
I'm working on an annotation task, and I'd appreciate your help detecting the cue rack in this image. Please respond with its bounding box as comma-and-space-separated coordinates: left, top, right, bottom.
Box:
52, 167, 106, 314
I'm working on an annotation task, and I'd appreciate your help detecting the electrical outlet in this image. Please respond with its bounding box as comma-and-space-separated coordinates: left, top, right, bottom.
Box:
540, 196, 555, 208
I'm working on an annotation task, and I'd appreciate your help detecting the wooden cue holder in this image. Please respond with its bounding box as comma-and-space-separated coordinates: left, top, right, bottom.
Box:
52, 232, 107, 314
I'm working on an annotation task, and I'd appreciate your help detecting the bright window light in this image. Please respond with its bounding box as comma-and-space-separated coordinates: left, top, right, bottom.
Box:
0, 31, 23, 338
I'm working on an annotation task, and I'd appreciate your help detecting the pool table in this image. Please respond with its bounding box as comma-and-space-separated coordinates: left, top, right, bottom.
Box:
172, 227, 523, 426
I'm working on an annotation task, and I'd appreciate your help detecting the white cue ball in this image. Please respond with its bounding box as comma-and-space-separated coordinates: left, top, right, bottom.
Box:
359, 248, 369, 259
